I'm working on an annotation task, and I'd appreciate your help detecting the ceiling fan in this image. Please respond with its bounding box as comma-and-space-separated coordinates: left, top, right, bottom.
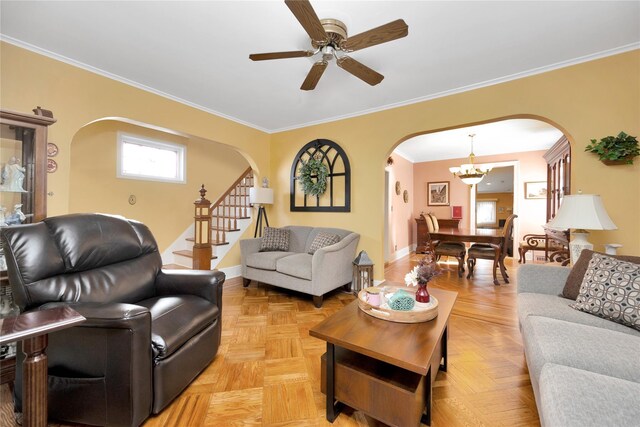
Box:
249, 0, 409, 91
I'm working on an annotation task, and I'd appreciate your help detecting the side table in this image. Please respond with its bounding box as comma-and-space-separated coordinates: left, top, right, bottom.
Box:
0, 306, 85, 427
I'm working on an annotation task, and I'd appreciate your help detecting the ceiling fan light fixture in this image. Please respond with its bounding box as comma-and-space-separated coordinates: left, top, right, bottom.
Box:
250, 0, 409, 90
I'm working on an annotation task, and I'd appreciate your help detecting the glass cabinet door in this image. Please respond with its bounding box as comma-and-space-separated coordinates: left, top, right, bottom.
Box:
1, 122, 37, 225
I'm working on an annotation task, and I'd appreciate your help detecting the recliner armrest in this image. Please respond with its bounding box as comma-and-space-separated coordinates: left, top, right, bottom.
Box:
39, 301, 150, 329
155, 269, 225, 307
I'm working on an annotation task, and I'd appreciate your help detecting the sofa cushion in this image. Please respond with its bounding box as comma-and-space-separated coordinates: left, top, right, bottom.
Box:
246, 251, 296, 271
308, 232, 341, 254
137, 295, 217, 360
570, 252, 640, 331
522, 316, 640, 384
276, 253, 313, 280
538, 364, 640, 427
562, 249, 640, 300
259, 227, 290, 252
518, 293, 640, 337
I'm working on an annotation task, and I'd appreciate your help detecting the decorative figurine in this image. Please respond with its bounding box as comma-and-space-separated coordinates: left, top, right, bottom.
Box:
13, 204, 26, 222
5, 204, 26, 225
1, 157, 27, 192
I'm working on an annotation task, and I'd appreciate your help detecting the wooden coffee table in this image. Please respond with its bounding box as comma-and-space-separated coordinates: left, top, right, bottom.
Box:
310, 285, 457, 426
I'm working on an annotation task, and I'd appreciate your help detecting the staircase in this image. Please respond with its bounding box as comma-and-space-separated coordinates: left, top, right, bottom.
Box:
164, 168, 254, 270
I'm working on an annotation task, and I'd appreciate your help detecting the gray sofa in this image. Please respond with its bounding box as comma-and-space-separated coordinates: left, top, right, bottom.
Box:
517, 264, 640, 427
240, 226, 360, 307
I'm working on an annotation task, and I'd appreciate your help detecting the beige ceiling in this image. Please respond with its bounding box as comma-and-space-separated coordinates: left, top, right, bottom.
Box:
1, 1, 639, 132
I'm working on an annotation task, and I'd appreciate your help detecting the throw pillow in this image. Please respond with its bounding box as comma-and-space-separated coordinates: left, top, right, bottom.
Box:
570, 253, 640, 331
563, 250, 640, 299
259, 227, 290, 252
308, 232, 341, 255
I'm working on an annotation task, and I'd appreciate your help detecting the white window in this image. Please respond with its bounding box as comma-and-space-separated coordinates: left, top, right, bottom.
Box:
117, 133, 186, 183
476, 200, 497, 227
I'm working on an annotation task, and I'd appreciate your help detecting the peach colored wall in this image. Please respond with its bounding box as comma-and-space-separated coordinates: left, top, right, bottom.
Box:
387, 153, 415, 259
413, 150, 548, 244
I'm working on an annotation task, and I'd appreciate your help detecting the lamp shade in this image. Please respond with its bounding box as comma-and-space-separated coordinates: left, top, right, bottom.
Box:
546, 194, 617, 230
249, 187, 273, 205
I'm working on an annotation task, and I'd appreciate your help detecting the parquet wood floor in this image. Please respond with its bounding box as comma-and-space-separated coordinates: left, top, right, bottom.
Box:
0, 254, 540, 426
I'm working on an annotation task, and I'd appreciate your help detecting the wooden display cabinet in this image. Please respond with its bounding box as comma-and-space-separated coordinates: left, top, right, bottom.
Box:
0, 107, 56, 385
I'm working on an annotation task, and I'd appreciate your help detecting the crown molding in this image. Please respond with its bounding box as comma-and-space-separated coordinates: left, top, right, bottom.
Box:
270, 43, 640, 133
2, 35, 638, 134
0, 35, 271, 134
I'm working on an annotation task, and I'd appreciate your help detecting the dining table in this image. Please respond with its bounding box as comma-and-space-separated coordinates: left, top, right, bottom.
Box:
428, 227, 508, 285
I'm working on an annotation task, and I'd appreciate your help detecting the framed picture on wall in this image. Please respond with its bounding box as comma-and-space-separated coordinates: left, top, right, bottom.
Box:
525, 181, 547, 199
427, 181, 450, 206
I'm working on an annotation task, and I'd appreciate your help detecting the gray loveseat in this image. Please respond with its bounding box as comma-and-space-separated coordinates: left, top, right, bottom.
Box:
240, 226, 360, 307
517, 264, 640, 427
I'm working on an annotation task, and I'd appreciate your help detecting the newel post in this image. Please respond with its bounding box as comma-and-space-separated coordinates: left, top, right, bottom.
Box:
193, 184, 212, 270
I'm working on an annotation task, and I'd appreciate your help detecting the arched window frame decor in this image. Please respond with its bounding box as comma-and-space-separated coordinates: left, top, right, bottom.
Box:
290, 139, 351, 212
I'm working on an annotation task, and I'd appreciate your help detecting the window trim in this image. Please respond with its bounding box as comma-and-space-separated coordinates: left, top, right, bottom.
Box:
116, 132, 186, 184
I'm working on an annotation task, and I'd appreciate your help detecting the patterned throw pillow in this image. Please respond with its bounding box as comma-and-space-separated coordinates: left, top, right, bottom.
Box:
570, 253, 640, 331
308, 232, 341, 255
259, 227, 290, 252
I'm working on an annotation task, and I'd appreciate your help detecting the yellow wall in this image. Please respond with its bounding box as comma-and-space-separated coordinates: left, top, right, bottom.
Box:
1, 41, 271, 268
69, 121, 249, 251
2, 41, 639, 278
271, 50, 640, 279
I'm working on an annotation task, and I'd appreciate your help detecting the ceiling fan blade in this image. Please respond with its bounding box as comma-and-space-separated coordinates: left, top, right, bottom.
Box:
249, 50, 314, 61
300, 61, 328, 91
337, 56, 384, 86
285, 0, 328, 44
341, 19, 408, 52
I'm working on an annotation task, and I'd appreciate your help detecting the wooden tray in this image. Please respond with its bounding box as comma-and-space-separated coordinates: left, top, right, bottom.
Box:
357, 286, 438, 323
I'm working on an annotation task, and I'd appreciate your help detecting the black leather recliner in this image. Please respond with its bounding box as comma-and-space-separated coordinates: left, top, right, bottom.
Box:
0, 213, 225, 426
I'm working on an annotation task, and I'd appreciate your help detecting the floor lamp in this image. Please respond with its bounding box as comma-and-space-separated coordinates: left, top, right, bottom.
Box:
250, 187, 274, 237
546, 194, 617, 264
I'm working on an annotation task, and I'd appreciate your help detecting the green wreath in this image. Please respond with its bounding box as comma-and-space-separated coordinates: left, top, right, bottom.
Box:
298, 158, 329, 196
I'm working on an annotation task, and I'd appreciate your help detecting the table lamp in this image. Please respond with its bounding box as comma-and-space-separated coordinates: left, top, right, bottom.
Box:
249, 187, 274, 237
546, 194, 617, 264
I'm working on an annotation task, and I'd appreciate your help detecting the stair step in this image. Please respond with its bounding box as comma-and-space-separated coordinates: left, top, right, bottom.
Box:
172, 250, 217, 260
211, 226, 240, 232
186, 237, 229, 246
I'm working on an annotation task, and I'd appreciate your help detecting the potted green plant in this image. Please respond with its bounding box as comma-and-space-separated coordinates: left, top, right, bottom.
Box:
585, 131, 639, 165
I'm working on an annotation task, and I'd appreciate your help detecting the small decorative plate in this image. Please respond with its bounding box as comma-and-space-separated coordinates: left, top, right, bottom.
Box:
395, 181, 401, 195
47, 142, 59, 157
47, 159, 58, 173
403, 190, 409, 203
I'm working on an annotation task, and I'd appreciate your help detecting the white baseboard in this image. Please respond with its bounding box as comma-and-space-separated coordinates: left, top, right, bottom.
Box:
218, 264, 242, 279
388, 244, 415, 263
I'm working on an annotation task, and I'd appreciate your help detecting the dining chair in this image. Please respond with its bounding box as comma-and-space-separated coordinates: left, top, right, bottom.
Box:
466, 214, 517, 285
419, 214, 466, 277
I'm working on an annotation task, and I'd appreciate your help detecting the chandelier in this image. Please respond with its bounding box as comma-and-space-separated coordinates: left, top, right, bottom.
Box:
449, 134, 492, 185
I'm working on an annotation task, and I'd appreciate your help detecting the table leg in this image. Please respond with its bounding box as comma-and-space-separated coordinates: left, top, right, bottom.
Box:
23, 334, 48, 427
439, 326, 448, 373
492, 250, 500, 285
420, 367, 432, 426
325, 343, 342, 422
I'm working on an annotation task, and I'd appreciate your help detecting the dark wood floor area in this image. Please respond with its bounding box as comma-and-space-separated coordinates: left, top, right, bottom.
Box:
0, 254, 540, 426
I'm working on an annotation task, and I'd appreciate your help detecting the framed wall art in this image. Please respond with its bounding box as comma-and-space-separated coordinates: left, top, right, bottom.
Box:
525, 181, 547, 199
427, 181, 450, 206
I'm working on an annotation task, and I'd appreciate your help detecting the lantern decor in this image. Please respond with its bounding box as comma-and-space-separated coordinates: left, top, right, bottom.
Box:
193, 184, 212, 270
352, 250, 374, 294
